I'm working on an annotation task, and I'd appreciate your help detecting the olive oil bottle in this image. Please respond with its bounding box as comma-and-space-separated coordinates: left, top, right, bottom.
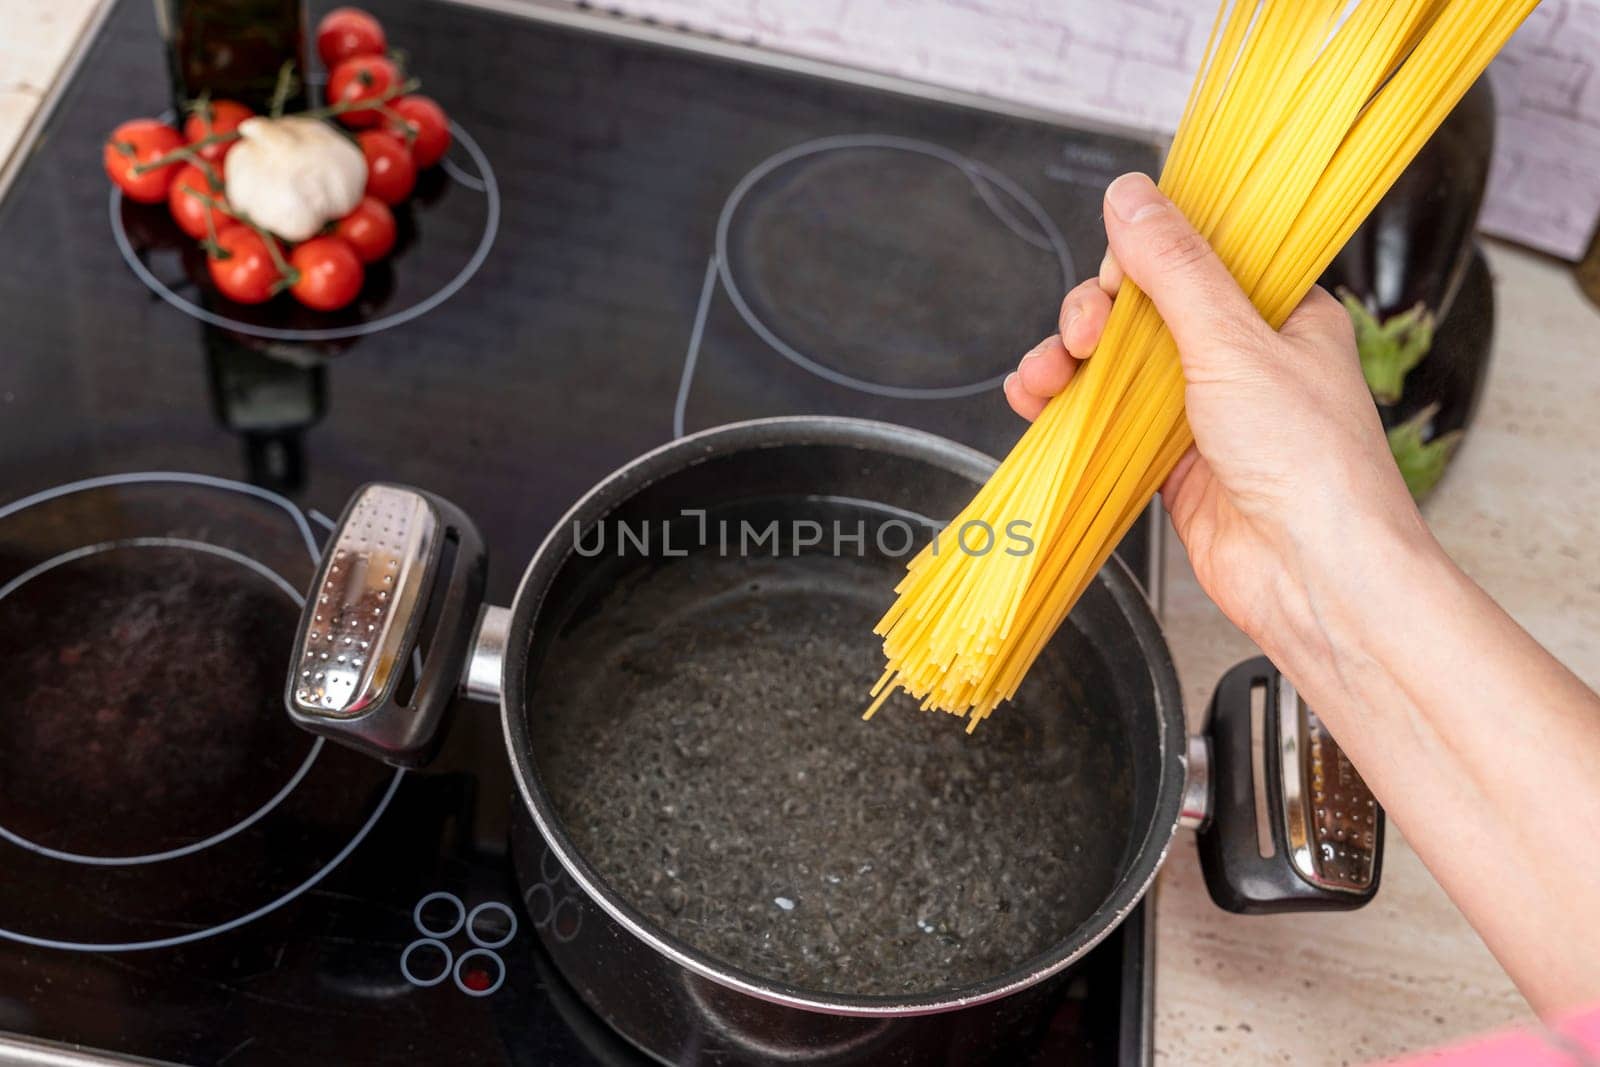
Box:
154, 0, 309, 114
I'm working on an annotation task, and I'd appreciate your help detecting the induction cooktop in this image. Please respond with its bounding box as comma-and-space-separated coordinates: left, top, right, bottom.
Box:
0, 0, 1164, 1062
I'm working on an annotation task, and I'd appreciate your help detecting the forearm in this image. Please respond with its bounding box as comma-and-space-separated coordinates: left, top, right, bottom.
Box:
1263, 510, 1600, 1014
1070, 168, 1600, 1009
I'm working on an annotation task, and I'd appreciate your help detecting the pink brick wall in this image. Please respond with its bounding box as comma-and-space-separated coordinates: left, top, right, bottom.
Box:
1481, 1, 1600, 259
589, 0, 1600, 260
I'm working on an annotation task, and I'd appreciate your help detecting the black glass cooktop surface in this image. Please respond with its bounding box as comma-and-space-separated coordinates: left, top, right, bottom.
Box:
0, 0, 1162, 1063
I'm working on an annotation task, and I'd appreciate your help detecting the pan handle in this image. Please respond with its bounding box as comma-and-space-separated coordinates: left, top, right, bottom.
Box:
284, 483, 487, 768
1193, 656, 1384, 913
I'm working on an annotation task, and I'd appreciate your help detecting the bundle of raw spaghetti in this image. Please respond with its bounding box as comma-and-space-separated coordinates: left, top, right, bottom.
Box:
869, 0, 1537, 731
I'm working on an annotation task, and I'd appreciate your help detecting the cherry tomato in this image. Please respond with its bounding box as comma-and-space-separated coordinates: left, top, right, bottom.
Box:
333, 196, 397, 263
103, 119, 185, 204
167, 163, 231, 239
328, 54, 399, 129
182, 99, 253, 164
208, 224, 284, 305
356, 130, 416, 205
316, 7, 387, 69
289, 237, 365, 311
385, 95, 451, 168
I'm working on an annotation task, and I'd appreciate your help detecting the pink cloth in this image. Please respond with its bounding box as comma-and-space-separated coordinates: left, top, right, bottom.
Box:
1382, 1006, 1600, 1065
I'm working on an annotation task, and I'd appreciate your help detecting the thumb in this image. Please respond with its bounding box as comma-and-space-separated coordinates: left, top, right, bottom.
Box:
1102, 173, 1271, 379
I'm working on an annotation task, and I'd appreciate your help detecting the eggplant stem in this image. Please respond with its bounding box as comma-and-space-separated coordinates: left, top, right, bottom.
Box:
1340, 288, 1437, 405
1386, 402, 1462, 499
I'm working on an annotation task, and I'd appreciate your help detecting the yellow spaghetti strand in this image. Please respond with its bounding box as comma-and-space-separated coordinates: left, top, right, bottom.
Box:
869, 0, 1538, 729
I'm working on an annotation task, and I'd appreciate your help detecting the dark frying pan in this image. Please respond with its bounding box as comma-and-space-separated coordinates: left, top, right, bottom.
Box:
283, 416, 1382, 1064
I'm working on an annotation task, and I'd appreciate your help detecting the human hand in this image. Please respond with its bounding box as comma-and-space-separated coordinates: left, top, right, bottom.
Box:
1008, 173, 1600, 1016
1005, 172, 1432, 665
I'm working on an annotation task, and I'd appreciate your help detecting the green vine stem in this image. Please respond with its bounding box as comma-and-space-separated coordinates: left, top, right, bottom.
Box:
197, 156, 222, 188
197, 187, 226, 259
377, 103, 418, 145
268, 61, 298, 119
188, 188, 301, 293
132, 76, 421, 175
139, 130, 234, 170
183, 91, 213, 124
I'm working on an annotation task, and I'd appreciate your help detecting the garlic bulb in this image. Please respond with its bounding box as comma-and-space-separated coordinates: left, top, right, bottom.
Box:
224, 117, 367, 242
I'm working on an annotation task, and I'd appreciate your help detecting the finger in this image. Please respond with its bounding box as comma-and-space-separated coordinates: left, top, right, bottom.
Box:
1004, 371, 1047, 421
1279, 284, 1353, 347
1058, 278, 1101, 335
1102, 173, 1271, 375
1060, 279, 1113, 358
1098, 250, 1124, 297
1017, 334, 1076, 398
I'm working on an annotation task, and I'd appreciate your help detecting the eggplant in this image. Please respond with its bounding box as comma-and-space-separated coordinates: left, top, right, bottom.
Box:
1323, 77, 1498, 497
1579, 225, 1600, 309
1338, 245, 1495, 499
1393, 247, 1494, 440
1326, 76, 1495, 332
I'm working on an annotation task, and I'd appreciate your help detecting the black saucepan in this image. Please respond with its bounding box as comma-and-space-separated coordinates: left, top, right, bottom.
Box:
284, 416, 1382, 1064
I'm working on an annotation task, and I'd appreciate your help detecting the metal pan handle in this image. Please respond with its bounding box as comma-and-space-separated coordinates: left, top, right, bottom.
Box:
285, 483, 487, 768
1193, 656, 1384, 913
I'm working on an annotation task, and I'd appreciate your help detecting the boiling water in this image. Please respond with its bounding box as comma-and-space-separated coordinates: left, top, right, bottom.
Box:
534, 522, 1137, 997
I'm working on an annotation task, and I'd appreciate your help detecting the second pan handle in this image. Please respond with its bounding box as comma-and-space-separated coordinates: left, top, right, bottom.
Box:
1194, 656, 1385, 913
284, 483, 487, 768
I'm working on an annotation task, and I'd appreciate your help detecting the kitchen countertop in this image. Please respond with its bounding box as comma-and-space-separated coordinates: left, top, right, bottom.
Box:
1, 1, 1597, 1063
1152, 239, 1600, 1064
0, 0, 100, 188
